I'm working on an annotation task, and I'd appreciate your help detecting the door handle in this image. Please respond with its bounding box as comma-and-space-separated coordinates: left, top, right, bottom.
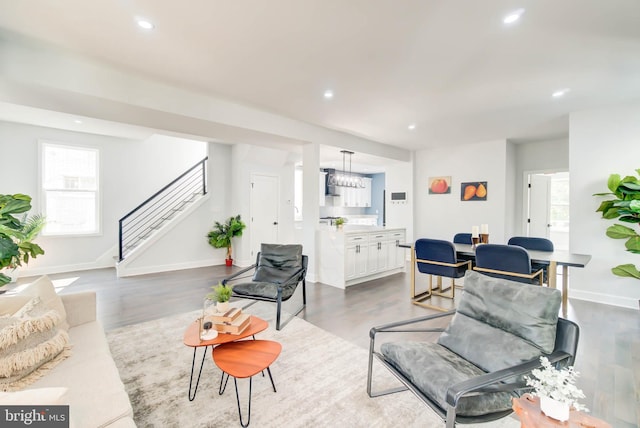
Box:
273, 222, 278, 225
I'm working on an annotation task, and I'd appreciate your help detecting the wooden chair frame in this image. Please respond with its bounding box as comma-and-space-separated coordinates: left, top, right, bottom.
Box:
411, 255, 472, 312
473, 266, 544, 286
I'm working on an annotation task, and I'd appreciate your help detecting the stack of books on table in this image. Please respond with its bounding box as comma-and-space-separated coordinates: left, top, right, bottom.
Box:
203, 307, 250, 335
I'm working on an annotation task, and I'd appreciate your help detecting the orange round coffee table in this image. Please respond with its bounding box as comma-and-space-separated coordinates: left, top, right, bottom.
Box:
213, 340, 282, 427
183, 315, 268, 401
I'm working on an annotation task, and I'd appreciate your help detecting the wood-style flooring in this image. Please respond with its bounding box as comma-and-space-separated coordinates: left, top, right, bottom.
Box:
21, 265, 639, 427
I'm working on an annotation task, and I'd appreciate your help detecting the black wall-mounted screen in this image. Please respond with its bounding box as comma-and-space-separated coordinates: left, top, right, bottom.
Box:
391, 192, 406, 201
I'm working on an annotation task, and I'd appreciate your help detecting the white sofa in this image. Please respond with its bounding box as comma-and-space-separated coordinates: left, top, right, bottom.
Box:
27, 290, 136, 427
0, 276, 135, 428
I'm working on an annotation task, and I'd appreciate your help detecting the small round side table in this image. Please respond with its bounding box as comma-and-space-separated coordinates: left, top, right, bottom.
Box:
213, 339, 282, 427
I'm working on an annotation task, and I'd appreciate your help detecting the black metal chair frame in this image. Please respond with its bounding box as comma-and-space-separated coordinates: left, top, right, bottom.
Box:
222, 253, 307, 330
367, 312, 579, 428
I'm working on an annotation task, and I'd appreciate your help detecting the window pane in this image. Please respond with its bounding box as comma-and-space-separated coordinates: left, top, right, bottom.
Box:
44, 191, 97, 234
41, 142, 100, 236
43, 145, 98, 190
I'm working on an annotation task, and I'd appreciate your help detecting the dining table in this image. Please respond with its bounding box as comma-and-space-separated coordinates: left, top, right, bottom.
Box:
401, 242, 592, 316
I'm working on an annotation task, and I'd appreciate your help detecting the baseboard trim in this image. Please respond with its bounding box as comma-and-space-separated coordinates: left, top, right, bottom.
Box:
117, 259, 224, 277
570, 289, 639, 310
19, 259, 115, 278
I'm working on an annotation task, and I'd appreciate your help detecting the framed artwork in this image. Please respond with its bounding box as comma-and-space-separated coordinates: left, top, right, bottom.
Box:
461, 181, 487, 201
428, 176, 451, 194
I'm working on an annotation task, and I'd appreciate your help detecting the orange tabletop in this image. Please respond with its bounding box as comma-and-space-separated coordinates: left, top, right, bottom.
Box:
183, 315, 268, 347
213, 340, 282, 378
512, 394, 611, 428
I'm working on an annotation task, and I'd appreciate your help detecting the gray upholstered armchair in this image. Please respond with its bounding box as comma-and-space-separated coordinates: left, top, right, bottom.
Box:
222, 243, 307, 330
367, 270, 579, 427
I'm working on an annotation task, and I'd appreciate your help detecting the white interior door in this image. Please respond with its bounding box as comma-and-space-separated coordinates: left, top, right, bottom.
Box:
250, 174, 279, 258
528, 174, 551, 238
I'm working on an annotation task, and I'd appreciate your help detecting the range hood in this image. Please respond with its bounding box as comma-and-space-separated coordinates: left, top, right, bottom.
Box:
323, 168, 340, 196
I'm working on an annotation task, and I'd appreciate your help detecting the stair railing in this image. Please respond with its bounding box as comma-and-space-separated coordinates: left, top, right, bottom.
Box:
118, 157, 208, 261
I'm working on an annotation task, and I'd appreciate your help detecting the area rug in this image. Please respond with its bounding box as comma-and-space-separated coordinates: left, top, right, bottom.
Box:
106, 302, 520, 427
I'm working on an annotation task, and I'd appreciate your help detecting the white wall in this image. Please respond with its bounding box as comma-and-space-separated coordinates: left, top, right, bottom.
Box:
413, 140, 511, 244
120, 142, 231, 275
569, 101, 640, 309
0, 120, 207, 276
385, 160, 414, 243
505, 142, 517, 239
230, 144, 298, 267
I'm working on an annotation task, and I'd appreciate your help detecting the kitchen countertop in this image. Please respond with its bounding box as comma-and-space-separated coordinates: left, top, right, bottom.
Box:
319, 225, 403, 232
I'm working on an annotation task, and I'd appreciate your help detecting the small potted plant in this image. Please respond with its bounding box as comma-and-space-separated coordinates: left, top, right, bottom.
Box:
335, 217, 346, 230
525, 356, 588, 421
207, 282, 232, 313
207, 215, 246, 266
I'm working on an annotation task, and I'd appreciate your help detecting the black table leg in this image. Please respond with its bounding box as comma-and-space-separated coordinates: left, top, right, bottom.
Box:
188, 345, 208, 401
234, 377, 253, 428
219, 371, 229, 395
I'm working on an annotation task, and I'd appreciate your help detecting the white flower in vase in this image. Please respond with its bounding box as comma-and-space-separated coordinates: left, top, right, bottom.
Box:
525, 356, 588, 421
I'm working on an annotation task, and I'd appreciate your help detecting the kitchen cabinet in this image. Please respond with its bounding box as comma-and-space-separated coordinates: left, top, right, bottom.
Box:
338, 177, 372, 207
367, 232, 388, 274
317, 228, 406, 289
386, 229, 406, 269
345, 234, 368, 280
361, 177, 372, 208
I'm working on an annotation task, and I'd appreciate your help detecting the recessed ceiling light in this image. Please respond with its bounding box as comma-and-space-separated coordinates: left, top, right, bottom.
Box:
552, 88, 571, 98
74, 119, 83, 124
503, 8, 525, 24
408, 123, 416, 130
323, 90, 334, 99
137, 19, 154, 30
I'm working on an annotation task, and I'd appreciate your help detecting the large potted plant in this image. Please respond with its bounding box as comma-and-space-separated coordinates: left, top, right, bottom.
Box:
0, 194, 46, 286
594, 169, 640, 280
207, 215, 246, 266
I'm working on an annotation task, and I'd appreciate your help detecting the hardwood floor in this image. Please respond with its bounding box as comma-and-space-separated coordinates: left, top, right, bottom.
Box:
21, 265, 639, 427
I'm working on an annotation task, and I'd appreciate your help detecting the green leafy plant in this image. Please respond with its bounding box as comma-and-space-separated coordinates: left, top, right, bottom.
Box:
594, 169, 640, 279
0, 194, 46, 285
206, 215, 246, 261
207, 282, 232, 303
334, 217, 346, 227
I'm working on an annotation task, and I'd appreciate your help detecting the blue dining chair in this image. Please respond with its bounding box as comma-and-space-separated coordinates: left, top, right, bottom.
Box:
453, 232, 475, 260
473, 244, 543, 285
411, 238, 472, 311
507, 237, 554, 284
452, 233, 472, 244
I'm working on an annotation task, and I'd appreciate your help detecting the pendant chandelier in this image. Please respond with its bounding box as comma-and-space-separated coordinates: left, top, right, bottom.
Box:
335, 150, 364, 188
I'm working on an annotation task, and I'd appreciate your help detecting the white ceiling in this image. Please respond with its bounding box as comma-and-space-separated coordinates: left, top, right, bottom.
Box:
1, 0, 639, 161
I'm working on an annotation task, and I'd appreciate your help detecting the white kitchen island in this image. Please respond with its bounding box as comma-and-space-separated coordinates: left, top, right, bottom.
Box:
317, 226, 406, 289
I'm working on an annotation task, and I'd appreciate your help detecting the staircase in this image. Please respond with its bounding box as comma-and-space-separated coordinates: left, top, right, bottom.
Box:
118, 157, 208, 262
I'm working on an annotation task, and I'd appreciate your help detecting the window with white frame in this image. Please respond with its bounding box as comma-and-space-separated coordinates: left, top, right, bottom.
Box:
40, 142, 100, 236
